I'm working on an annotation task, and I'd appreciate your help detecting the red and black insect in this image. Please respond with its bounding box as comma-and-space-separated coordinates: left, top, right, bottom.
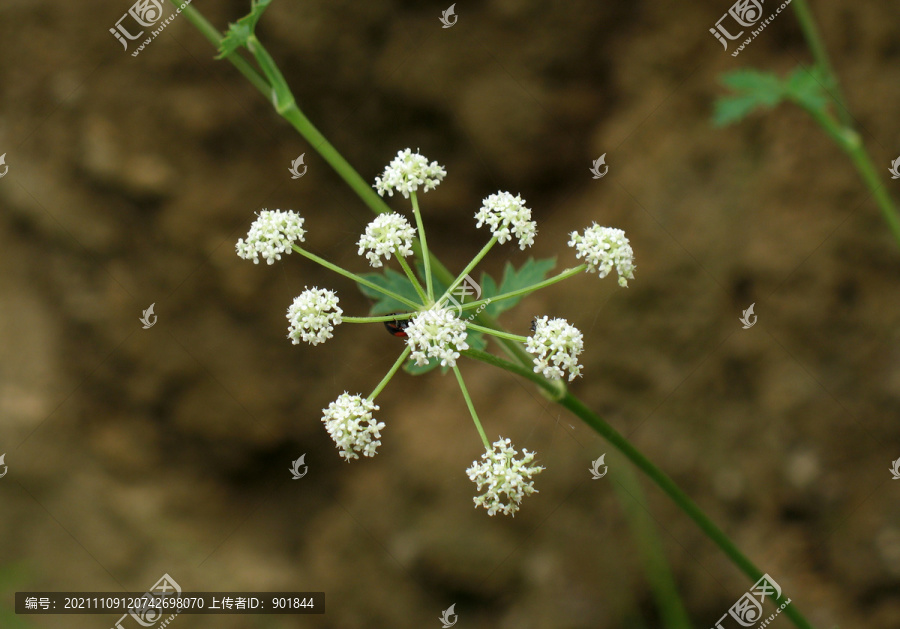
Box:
384, 315, 411, 337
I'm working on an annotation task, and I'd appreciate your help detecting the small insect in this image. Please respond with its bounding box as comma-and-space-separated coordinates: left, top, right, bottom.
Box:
384, 315, 411, 337
530, 316, 540, 332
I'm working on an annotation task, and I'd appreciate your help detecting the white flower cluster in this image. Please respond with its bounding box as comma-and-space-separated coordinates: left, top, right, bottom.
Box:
236, 209, 306, 265
374, 149, 446, 199
568, 224, 635, 287
526, 316, 584, 381
474, 192, 537, 250
321, 393, 385, 461
286, 288, 343, 346
405, 307, 469, 368
467, 438, 544, 517
357, 213, 417, 268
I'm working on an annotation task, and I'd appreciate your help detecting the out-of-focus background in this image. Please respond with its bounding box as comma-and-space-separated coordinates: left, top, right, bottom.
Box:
1, 0, 899, 627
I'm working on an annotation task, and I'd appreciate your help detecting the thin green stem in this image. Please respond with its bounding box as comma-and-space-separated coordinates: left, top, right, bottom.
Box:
343, 314, 415, 324
464, 348, 813, 629
459, 265, 587, 312
291, 245, 420, 310
397, 256, 429, 304
246, 35, 295, 113
452, 365, 490, 450
790, 0, 852, 127
368, 346, 411, 401
410, 193, 434, 302
438, 236, 497, 305
168, 1, 271, 95
466, 322, 528, 343
797, 104, 900, 248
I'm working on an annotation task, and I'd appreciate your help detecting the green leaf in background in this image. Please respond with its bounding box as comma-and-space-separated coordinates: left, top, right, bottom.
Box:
713, 65, 831, 127
217, 0, 273, 58
481, 257, 556, 318
357, 256, 555, 375
712, 69, 785, 127
783, 66, 830, 113
357, 268, 422, 315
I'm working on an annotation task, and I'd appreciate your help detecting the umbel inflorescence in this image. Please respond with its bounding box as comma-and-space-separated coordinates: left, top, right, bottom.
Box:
236, 149, 635, 517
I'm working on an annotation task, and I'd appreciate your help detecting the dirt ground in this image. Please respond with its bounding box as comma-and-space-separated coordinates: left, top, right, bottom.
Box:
1, 0, 899, 628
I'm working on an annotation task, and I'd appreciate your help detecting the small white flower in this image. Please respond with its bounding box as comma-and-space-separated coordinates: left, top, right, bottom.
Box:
467, 438, 544, 517
568, 224, 635, 287
375, 149, 446, 199
236, 209, 306, 265
474, 192, 537, 250
357, 213, 417, 268
526, 316, 584, 381
287, 287, 343, 346
405, 307, 469, 368
321, 393, 385, 461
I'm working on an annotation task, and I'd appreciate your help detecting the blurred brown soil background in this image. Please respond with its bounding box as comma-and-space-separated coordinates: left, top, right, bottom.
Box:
1, 0, 899, 627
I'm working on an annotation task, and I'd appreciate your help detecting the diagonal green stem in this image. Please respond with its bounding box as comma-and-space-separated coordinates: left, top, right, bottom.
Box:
453, 365, 490, 450
410, 193, 434, 302
397, 255, 429, 304
343, 313, 415, 323
459, 264, 586, 312
466, 322, 527, 343
291, 245, 420, 310
463, 348, 813, 629
438, 236, 497, 306
368, 346, 411, 401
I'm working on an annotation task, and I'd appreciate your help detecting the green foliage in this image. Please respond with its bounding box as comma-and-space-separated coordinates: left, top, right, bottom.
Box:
481, 257, 556, 318
217, 0, 273, 58
357, 256, 556, 375
712, 65, 830, 126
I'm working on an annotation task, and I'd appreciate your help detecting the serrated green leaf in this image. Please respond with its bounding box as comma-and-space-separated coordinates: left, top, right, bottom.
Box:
482, 257, 557, 318
357, 268, 422, 315
784, 66, 830, 113
217, 0, 274, 58
712, 69, 785, 127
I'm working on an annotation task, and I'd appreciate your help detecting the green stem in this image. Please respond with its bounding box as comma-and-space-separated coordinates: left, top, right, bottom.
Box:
438, 236, 497, 305
291, 245, 420, 310
410, 193, 434, 302
452, 365, 491, 450
790, 0, 852, 127
611, 455, 694, 629
466, 322, 528, 343
459, 265, 587, 312
397, 255, 429, 304
343, 314, 415, 324
798, 104, 900, 248
368, 346, 411, 401
169, 1, 271, 95
464, 349, 813, 629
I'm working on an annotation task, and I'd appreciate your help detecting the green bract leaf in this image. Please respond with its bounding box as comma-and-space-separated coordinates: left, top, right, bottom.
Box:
357, 268, 421, 315
784, 66, 830, 113
217, 0, 273, 58
712, 69, 784, 127
482, 257, 557, 318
